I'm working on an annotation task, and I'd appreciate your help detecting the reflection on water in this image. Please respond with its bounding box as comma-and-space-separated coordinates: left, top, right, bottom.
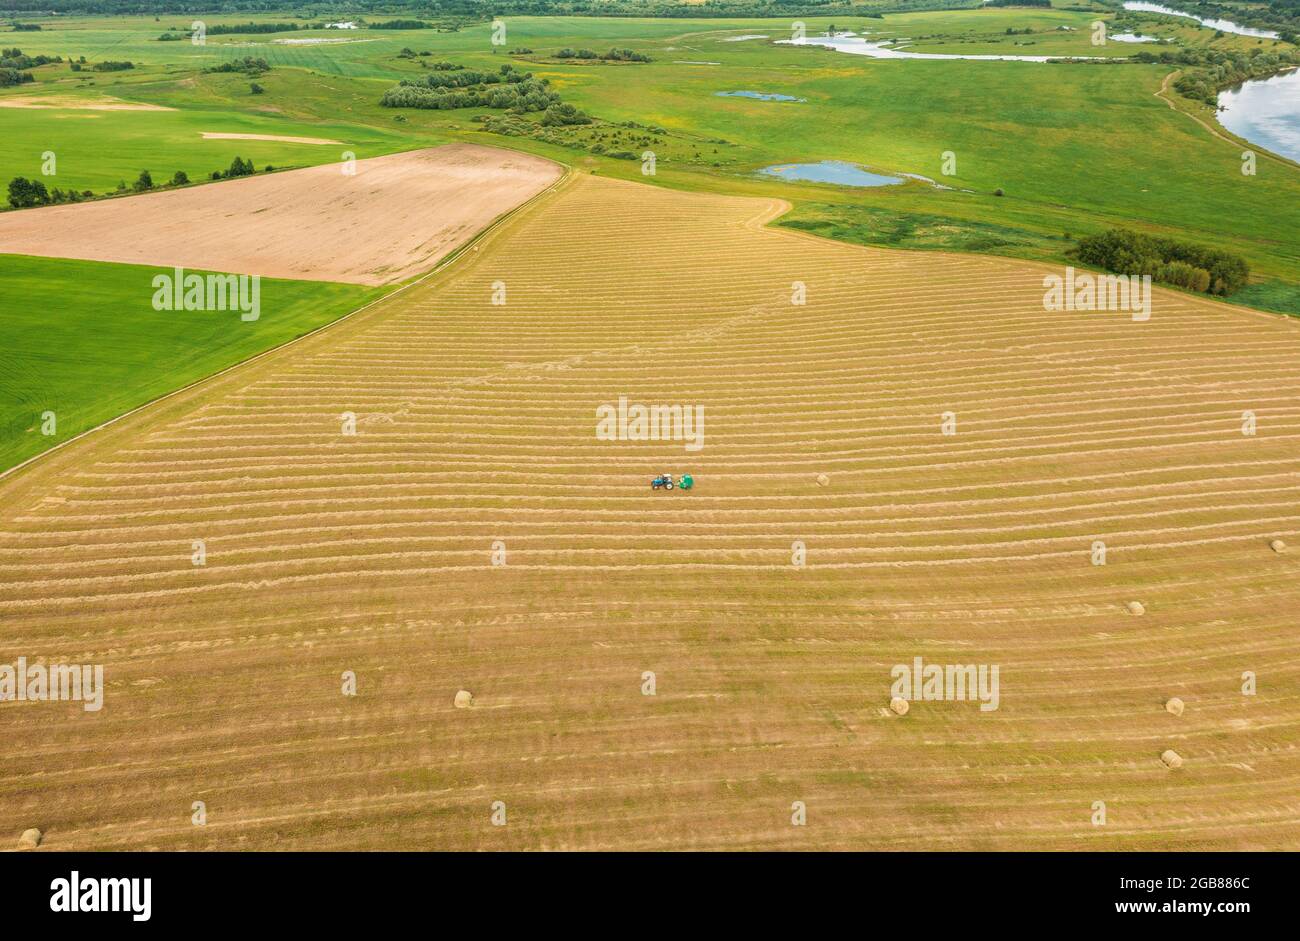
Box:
716, 91, 805, 102
1218, 68, 1300, 163
1121, 3, 1279, 39
759, 161, 904, 187
777, 34, 1100, 62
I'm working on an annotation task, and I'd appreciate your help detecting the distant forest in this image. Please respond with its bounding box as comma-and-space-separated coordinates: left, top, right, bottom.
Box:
0, 0, 979, 19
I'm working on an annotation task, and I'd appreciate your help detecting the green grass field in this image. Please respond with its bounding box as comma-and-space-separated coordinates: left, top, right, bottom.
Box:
6, 11, 1293, 278
2, 7, 1297, 471
0, 255, 384, 470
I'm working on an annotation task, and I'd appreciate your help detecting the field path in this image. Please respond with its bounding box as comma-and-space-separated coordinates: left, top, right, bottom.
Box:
2, 174, 1298, 851
1155, 68, 1300, 170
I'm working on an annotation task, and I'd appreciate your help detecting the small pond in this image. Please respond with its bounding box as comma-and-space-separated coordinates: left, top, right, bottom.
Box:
716, 90, 805, 102
759, 160, 904, 187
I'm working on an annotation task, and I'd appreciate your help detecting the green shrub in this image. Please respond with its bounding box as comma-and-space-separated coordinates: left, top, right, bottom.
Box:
1076, 228, 1249, 296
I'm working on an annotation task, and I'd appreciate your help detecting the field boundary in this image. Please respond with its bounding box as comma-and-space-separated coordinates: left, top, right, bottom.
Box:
766, 191, 1300, 328
0, 153, 573, 484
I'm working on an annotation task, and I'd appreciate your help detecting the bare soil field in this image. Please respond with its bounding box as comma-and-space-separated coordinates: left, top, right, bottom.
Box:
1, 174, 1298, 851
0, 144, 562, 285
199, 132, 344, 145
0, 95, 175, 111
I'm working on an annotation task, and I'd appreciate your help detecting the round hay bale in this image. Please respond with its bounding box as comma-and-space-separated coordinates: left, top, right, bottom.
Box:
453, 689, 473, 709
1270, 539, 1286, 553
1126, 600, 1145, 616
17, 828, 41, 850
816, 473, 830, 487
889, 697, 909, 716
1165, 697, 1185, 717
1160, 749, 1184, 770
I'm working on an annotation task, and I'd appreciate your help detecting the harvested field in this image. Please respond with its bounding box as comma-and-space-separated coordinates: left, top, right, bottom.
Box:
1, 174, 1298, 851
199, 132, 344, 145
0, 95, 175, 111
0, 144, 562, 285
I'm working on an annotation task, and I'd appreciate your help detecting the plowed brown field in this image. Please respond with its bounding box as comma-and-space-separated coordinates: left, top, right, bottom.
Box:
2, 173, 1298, 850
0, 144, 561, 285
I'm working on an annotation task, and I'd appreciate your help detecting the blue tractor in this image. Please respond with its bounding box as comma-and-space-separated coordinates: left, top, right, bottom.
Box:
651, 473, 674, 490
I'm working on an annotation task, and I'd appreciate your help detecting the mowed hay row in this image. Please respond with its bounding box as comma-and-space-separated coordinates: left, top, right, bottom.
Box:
2, 174, 1299, 851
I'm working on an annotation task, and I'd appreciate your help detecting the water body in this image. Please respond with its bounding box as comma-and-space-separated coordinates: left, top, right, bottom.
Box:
1217, 68, 1300, 163
1121, 3, 1279, 39
759, 161, 904, 187
1111, 33, 1160, 43
721, 34, 769, 42
777, 34, 1100, 62
716, 90, 805, 102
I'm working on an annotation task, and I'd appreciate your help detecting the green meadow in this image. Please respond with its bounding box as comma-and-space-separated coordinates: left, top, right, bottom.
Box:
0, 255, 384, 470
1, 7, 1298, 469
7, 12, 1293, 274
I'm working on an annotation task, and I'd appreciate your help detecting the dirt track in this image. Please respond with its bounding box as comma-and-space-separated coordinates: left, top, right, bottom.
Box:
0, 144, 562, 285
1, 174, 1298, 851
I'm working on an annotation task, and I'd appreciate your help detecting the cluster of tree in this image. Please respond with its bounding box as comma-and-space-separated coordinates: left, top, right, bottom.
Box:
1075, 228, 1250, 296
210, 156, 264, 180
2, 48, 60, 69
554, 47, 651, 62
128, 168, 190, 189
369, 19, 429, 29
11, 22, 42, 30
1, 47, 60, 84
1136, 45, 1300, 104
508, 47, 534, 54
91, 60, 134, 71
382, 62, 592, 119
8, 177, 55, 207
205, 56, 271, 75
540, 102, 592, 125
412, 65, 520, 89
206, 21, 298, 34
986, 0, 1051, 6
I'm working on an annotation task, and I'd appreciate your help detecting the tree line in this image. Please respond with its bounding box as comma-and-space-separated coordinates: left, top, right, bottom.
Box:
0, 1, 971, 20
6, 157, 271, 210
204, 56, 271, 75
205, 21, 299, 34
554, 47, 652, 62
1133, 45, 1300, 105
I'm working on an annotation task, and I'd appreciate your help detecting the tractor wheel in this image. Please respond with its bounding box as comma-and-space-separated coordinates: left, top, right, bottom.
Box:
665, 481, 673, 490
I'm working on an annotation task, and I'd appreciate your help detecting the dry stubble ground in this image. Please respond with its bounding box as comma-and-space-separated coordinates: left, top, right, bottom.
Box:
1, 172, 1298, 850
0, 144, 561, 286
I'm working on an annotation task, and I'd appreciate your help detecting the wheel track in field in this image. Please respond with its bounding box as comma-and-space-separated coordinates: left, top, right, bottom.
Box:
3, 173, 1299, 850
